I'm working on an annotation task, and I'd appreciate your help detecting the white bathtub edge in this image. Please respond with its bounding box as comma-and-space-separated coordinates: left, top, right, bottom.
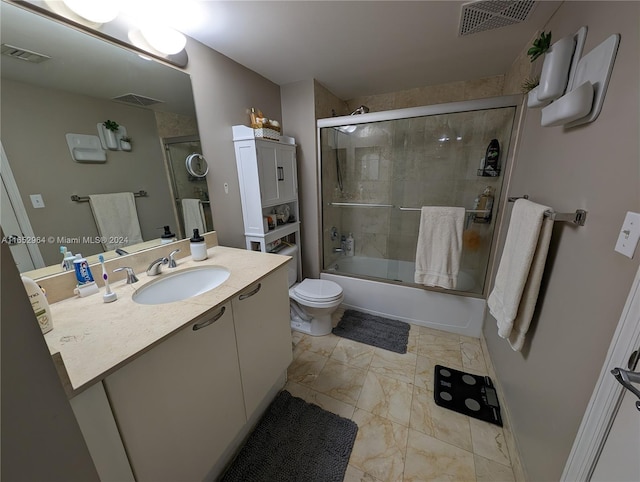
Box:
322, 273, 486, 338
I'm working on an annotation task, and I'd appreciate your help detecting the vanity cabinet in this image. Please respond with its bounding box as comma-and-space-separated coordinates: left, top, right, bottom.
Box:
103, 302, 245, 482
232, 266, 293, 419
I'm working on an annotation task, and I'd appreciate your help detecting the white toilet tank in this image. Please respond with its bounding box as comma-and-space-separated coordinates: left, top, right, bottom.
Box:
278, 245, 299, 288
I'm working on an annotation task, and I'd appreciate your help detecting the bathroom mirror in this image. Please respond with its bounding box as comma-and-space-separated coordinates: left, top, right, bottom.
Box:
1, 1, 201, 278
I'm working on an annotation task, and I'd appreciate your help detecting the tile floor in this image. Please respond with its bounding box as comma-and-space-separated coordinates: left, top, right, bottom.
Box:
285, 307, 517, 482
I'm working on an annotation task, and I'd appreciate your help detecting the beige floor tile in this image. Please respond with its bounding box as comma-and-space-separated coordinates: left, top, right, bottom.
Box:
293, 331, 341, 358
350, 409, 408, 482
309, 358, 367, 406
410, 386, 472, 452
357, 371, 413, 426
418, 325, 460, 340
461, 341, 487, 373
284, 380, 355, 419
370, 348, 417, 384
418, 344, 463, 369
331, 338, 376, 369
287, 350, 328, 385
474, 454, 515, 482
414, 355, 437, 391
404, 429, 476, 482
469, 419, 511, 467
344, 464, 382, 482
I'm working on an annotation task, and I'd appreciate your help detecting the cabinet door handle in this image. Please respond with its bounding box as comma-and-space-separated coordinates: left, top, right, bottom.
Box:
192, 306, 226, 331
277, 166, 284, 181
239, 283, 261, 301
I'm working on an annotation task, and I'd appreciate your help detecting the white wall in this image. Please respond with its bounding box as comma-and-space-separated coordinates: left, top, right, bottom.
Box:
184, 38, 283, 249
281, 79, 320, 277
483, 3, 640, 481
1, 237, 99, 481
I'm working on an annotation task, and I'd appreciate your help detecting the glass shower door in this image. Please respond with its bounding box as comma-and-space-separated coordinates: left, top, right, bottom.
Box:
164, 136, 212, 238
320, 105, 517, 296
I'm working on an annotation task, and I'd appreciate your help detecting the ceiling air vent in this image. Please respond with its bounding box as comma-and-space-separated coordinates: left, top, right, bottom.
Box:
459, 0, 536, 36
112, 93, 164, 107
1, 43, 51, 63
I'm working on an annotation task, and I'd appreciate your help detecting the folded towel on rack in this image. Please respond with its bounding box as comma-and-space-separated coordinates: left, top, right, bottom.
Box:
414, 206, 465, 289
487, 199, 554, 351
182, 198, 206, 235
88, 192, 144, 250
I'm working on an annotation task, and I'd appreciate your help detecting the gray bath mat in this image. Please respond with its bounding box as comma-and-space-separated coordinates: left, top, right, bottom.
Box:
332, 309, 410, 353
220, 390, 358, 482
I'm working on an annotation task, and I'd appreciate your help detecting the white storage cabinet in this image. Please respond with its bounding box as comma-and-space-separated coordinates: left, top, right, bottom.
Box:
233, 125, 302, 280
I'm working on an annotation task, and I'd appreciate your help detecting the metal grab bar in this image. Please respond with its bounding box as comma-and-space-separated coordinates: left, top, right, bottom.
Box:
398, 206, 490, 214
71, 190, 147, 202
329, 202, 489, 214
329, 202, 394, 208
508, 195, 587, 226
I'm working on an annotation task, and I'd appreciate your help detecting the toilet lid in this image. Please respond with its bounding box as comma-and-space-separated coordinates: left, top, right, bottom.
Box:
293, 279, 343, 303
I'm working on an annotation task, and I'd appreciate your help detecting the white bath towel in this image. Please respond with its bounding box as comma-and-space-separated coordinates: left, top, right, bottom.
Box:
487, 199, 554, 351
182, 198, 206, 235
88, 192, 143, 250
414, 206, 465, 289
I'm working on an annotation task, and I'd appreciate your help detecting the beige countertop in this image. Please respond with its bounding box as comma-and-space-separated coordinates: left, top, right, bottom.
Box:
44, 246, 290, 396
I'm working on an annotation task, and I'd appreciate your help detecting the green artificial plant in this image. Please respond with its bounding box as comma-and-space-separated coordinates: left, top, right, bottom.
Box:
103, 119, 120, 132
527, 31, 552, 62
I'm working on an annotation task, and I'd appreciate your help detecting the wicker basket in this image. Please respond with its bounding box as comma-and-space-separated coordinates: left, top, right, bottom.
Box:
251, 122, 281, 141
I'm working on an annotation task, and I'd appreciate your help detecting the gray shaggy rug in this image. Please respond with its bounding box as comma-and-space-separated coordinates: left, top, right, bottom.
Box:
219, 390, 358, 482
332, 309, 410, 353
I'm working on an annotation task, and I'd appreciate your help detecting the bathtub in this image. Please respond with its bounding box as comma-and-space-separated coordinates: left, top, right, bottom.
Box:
321, 256, 486, 338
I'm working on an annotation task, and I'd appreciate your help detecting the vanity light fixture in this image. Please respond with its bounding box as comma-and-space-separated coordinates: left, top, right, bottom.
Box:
62, 0, 120, 24
140, 24, 187, 55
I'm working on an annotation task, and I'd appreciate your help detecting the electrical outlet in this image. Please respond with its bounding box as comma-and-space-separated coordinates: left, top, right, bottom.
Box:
29, 194, 45, 209
614, 211, 640, 259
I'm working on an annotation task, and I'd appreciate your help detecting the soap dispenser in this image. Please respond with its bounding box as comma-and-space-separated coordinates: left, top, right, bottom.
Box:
160, 225, 176, 244
189, 229, 207, 261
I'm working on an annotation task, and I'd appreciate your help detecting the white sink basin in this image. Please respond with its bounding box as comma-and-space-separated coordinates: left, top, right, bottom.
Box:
132, 266, 230, 305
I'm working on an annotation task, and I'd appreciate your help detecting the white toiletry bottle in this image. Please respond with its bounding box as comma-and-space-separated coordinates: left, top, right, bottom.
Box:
346, 233, 355, 257
21, 276, 53, 334
190, 229, 208, 261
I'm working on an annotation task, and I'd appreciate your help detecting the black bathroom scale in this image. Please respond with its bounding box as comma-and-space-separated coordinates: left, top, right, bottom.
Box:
434, 365, 503, 426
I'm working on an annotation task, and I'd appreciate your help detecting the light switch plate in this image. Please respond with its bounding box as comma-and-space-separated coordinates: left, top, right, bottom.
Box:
30, 194, 45, 209
615, 211, 640, 259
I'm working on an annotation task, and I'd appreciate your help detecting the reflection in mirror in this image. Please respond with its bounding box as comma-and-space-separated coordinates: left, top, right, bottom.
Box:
0, 2, 208, 278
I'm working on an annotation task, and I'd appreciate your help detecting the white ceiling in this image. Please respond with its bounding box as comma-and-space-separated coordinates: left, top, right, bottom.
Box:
178, 1, 561, 100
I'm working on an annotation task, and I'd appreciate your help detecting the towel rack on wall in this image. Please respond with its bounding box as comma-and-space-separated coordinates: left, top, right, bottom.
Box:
71, 190, 148, 202
508, 195, 587, 226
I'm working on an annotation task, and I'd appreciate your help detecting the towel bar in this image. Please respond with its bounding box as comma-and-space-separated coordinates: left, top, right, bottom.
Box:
508, 195, 587, 226
71, 190, 147, 202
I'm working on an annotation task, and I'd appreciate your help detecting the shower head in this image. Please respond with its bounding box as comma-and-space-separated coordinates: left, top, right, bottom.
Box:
350, 105, 370, 115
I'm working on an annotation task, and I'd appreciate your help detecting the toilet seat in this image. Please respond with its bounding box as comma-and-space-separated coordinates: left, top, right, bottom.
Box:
291, 279, 343, 303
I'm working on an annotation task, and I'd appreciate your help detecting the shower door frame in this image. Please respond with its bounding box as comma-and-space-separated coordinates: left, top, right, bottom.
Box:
316, 94, 525, 298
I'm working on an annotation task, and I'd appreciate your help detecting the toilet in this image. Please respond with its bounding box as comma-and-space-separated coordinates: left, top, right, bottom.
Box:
279, 245, 344, 336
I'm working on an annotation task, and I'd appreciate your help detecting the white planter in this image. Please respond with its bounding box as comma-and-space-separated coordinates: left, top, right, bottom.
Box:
120, 140, 132, 151
104, 129, 119, 150
538, 35, 577, 102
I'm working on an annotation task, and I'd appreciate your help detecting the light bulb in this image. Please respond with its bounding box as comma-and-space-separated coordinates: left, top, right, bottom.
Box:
140, 25, 186, 55
63, 0, 120, 23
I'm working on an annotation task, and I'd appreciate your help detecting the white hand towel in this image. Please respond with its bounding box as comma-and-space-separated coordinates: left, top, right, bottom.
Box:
88, 192, 144, 250
487, 199, 553, 351
182, 199, 206, 235
414, 206, 465, 289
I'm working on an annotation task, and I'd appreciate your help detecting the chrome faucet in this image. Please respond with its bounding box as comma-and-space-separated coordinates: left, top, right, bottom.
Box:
113, 266, 139, 284
168, 249, 180, 268
146, 257, 169, 276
